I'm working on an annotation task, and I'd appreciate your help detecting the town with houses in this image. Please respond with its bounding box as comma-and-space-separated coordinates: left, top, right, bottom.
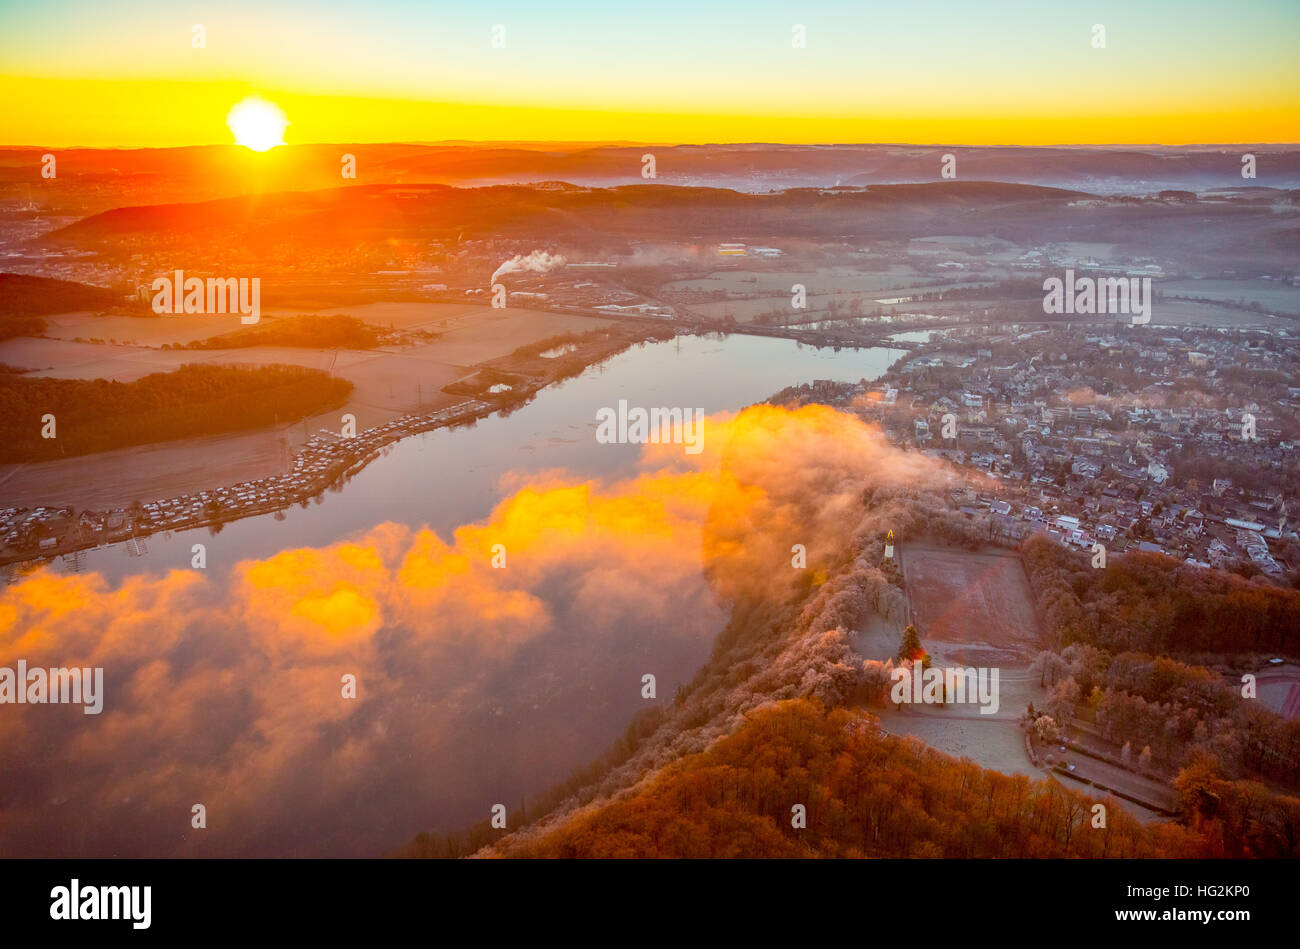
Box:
0, 398, 492, 566
773, 323, 1300, 582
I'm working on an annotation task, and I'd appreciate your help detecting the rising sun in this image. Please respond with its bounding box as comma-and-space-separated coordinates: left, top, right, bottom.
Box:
226, 96, 289, 152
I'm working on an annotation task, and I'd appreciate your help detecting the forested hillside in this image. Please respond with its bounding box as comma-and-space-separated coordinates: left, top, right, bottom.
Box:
0, 363, 352, 461
1024, 537, 1300, 655
491, 699, 1229, 858
178, 314, 381, 350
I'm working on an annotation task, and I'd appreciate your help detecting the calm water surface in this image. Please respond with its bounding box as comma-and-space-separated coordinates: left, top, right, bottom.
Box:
17, 334, 899, 855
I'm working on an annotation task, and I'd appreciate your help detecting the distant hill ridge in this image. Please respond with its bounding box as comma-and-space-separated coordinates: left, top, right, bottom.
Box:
46, 180, 1088, 245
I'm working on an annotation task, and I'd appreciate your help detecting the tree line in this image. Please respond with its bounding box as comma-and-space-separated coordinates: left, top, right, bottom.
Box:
1023, 535, 1300, 841
173, 314, 382, 350
1023, 536, 1300, 654
0, 363, 353, 462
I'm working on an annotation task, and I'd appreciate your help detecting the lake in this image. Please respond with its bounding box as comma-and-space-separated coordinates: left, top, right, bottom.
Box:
8, 333, 899, 857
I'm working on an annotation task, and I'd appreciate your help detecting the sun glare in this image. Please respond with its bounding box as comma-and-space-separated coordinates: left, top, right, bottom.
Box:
226, 96, 289, 152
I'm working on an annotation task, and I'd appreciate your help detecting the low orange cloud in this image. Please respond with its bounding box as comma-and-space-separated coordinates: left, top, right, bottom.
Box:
0, 403, 942, 856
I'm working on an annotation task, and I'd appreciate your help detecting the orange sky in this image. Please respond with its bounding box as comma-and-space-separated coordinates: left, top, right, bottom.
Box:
2, 1, 1297, 146
5, 76, 1297, 147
